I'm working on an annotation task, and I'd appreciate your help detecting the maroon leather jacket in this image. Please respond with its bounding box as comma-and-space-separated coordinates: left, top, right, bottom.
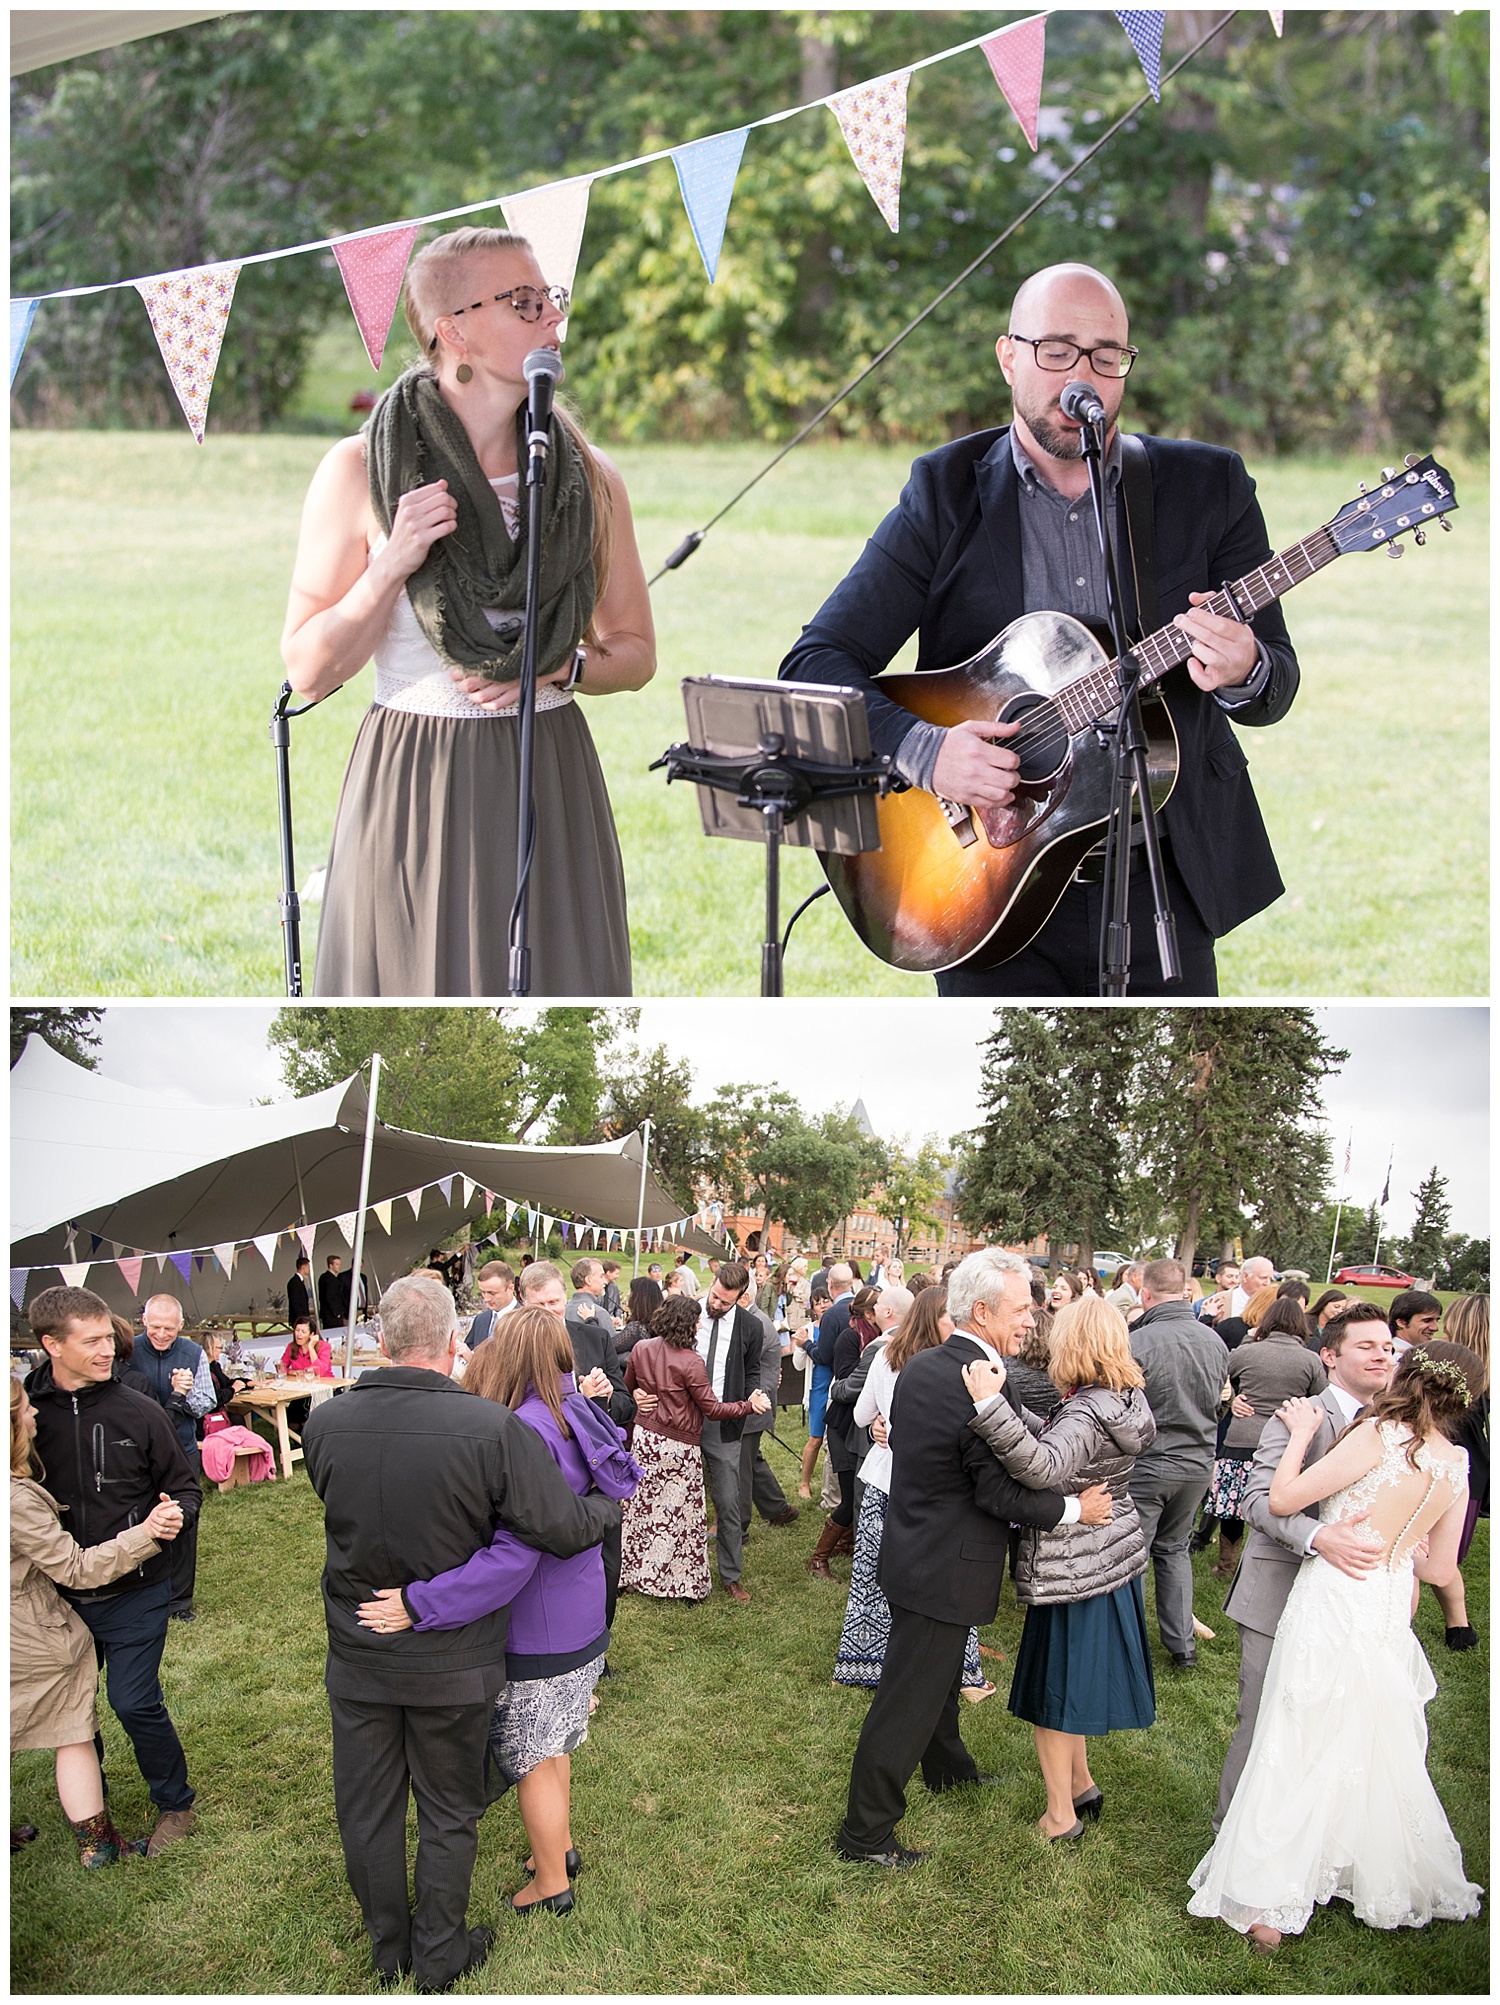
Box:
624, 1338, 757, 1448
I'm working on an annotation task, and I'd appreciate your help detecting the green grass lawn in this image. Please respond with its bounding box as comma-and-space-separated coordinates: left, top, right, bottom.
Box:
10, 1417, 1488, 1995
10, 415, 1486, 996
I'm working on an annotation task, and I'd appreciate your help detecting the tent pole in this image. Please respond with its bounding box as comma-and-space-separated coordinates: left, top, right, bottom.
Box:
345, 1053, 382, 1380
633, 1119, 651, 1281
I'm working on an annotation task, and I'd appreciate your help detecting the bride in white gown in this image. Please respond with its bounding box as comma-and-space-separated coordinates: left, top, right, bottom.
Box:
1189, 1345, 1484, 1952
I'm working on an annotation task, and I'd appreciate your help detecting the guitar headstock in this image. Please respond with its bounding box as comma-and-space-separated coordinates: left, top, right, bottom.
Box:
1326, 454, 1458, 555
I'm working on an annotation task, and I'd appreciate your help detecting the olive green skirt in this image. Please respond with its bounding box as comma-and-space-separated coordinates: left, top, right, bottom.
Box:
312, 701, 631, 997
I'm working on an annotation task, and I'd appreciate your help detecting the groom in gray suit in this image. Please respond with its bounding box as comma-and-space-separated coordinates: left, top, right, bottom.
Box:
1213, 1305, 1397, 1828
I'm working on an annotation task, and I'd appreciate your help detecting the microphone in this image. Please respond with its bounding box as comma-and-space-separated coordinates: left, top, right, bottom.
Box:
523, 347, 564, 469
1059, 378, 1107, 426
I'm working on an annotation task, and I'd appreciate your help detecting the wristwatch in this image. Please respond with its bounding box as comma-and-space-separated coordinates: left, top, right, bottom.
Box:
561, 645, 587, 692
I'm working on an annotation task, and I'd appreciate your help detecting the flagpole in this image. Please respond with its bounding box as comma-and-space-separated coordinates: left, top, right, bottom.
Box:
1372, 1146, 1394, 1266
633, 1119, 652, 1282
1325, 1127, 1353, 1285
344, 1052, 381, 1380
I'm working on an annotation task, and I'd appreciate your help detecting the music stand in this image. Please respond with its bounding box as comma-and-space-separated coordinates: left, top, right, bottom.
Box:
652, 677, 890, 995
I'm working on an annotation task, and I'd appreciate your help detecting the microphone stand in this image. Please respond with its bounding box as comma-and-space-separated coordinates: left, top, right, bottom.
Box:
269, 680, 332, 997
1077, 414, 1179, 996
507, 408, 549, 997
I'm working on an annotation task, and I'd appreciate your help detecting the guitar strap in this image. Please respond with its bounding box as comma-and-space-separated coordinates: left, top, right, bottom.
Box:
1118, 433, 1159, 641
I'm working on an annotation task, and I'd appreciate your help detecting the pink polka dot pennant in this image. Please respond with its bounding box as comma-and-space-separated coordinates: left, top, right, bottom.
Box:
135, 262, 241, 443
333, 223, 419, 371
830, 72, 912, 234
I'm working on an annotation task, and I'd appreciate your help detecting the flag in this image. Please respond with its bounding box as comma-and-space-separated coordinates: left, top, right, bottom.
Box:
1115, 11, 1165, 100
461, 1177, 475, 1208
59, 1263, 90, 1288
541, 1215, 555, 1241
135, 262, 241, 443
297, 1224, 317, 1260
169, 1252, 192, 1285
10, 297, 39, 387
373, 1200, 394, 1235
438, 1176, 454, 1204
213, 1242, 237, 1276
10, 1270, 28, 1310
1268, 10, 1284, 33
501, 177, 593, 338
117, 1256, 144, 1294
671, 128, 750, 282
979, 14, 1048, 151
406, 1189, 424, 1222
333, 223, 418, 371
253, 1233, 279, 1269
1380, 1152, 1393, 1209
830, 73, 912, 232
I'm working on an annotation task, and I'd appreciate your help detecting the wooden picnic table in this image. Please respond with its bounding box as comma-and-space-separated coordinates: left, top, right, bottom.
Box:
227, 1377, 357, 1480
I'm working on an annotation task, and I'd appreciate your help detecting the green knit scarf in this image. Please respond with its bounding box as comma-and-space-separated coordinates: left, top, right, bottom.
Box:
365, 366, 595, 683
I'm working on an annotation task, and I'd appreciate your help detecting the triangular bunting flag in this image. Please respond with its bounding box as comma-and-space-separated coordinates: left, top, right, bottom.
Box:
117, 1256, 144, 1294
336, 1213, 358, 1247
438, 1177, 454, 1204
253, 1233, 279, 1269
10, 298, 39, 387
526, 1206, 539, 1234
671, 128, 750, 283
135, 262, 241, 443
830, 73, 911, 232
373, 1200, 394, 1235
980, 14, 1048, 151
461, 1178, 475, 1208
541, 1215, 555, 1241
11, 1269, 29, 1310
89, 1234, 102, 1255
169, 1253, 192, 1284
59, 1262, 90, 1288
407, 1189, 424, 1222
333, 222, 418, 372
500, 176, 593, 338
155, 1253, 170, 1274
1268, 9, 1284, 33
193, 1255, 207, 1276
296, 1224, 317, 1260
504, 1200, 518, 1229
484, 1190, 497, 1215
1115, 11, 1165, 100
213, 1242, 237, 1276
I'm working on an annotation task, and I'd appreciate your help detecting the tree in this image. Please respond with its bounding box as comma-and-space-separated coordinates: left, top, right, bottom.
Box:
11, 1006, 103, 1069
956, 1010, 1135, 1267
1404, 1165, 1452, 1281
1436, 1235, 1488, 1294
878, 1135, 952, 1260
596, 1040, 710, 1209
1133, 1009, 1345, 1276
772, 1107, 886, 1257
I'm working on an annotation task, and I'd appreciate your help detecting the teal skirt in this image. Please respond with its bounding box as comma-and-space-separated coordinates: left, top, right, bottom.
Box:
1008, 1574, 1156, 1736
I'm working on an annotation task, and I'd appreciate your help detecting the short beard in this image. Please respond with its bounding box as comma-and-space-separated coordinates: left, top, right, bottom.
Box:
1020, 406, 1085, 461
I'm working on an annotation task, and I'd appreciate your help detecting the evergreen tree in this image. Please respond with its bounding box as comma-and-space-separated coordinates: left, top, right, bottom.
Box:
596, 1041, 709, 1210
1404, 1165, 1453, 1281
11, 1006, 103, 1069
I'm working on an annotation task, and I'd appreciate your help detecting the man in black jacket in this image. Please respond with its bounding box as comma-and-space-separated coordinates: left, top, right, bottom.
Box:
837, 1249, 1112, 1867
301, 1275, 619, 1994
318, 1253, 349, 1332
26, 1286, 200, 1857
694, 1261, 764, 1605
286, 1254, 314, 1331
780, 262, 1300, 996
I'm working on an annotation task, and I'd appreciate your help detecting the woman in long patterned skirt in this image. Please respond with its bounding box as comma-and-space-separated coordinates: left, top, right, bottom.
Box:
621, 1297, 769, 1600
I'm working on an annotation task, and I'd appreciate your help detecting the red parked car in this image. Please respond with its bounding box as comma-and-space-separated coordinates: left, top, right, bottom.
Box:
1334, 1264, 1418, 1289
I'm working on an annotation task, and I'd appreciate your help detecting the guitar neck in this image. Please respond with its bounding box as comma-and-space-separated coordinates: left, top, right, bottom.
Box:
1060, 522, 1342, 727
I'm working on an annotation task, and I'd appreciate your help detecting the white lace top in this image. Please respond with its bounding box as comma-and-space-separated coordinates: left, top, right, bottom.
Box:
369, 473, 576, 721
1323, 1420, 1468, 1570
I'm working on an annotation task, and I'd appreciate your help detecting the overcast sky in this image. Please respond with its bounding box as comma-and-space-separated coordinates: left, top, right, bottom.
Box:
91, 1002, 1487, 1238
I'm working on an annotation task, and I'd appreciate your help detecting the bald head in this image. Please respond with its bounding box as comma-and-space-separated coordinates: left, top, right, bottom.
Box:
999, 264, 1131, 473
1009, 262, 1128, 335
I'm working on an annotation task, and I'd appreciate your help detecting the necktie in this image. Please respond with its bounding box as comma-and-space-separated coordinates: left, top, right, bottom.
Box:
706, 1316, 722, 1392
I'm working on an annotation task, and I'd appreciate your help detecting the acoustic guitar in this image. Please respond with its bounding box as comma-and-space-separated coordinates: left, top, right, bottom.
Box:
818, 454, 1459, 974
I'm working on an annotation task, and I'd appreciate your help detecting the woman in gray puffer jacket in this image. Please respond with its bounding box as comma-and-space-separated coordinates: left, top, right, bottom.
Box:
962, 1295, 1158, 1844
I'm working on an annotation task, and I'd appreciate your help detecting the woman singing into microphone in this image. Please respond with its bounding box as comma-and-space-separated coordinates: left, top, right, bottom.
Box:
281, 227, 655, 995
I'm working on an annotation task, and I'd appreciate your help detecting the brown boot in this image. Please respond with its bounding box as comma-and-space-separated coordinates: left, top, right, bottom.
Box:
1213, 1528, 1239, 1580
831, 1519, 857, 1558
806, 1518, 844, 1578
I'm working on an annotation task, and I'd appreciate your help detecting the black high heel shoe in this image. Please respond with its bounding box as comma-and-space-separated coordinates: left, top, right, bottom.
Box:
512, 1887, 575, 1917
1072, 1787, 1103, 1820
523, 1847, 581, 1880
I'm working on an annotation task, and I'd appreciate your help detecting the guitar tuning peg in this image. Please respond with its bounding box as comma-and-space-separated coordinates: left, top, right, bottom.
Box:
1404, 453, 1421, 468
1356, 481, 1368, 495
1380, 466, 1397, 481
1387, 541, 1404, 558
1439, 516, 1453, 532
1413, 528, 1426, 546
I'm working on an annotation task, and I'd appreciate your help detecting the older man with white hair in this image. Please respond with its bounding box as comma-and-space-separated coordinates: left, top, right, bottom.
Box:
837, 1248, 1112, 1867
131, 1294, 215, 1622
302, 1276, 620, 1992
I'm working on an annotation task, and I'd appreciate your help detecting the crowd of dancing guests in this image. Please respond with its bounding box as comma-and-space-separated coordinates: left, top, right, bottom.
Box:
11, 1248, 1489, 1985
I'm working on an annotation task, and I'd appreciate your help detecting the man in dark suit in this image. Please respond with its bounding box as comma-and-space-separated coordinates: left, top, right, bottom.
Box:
287, 1255, 313, 1331
838, 1248, 1112, 1867
780, 262, 1300, 996
464, 1261, 515, 1350
693, 1260, 764, 1605
318, 1254, 349, 1332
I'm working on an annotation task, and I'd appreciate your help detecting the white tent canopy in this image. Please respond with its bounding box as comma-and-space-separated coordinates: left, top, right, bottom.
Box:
11, 1037, 723, 1322
12, 12, 234, 77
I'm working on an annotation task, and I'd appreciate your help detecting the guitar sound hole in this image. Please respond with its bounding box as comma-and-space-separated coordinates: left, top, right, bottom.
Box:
998, 692, 1068, 784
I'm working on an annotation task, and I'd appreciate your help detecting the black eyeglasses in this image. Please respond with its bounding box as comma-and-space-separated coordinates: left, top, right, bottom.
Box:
428, 283, 570, 349
1008, 334, 1139, 378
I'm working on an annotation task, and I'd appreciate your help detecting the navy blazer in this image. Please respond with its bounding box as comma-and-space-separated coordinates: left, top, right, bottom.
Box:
779, 426, 1301, 940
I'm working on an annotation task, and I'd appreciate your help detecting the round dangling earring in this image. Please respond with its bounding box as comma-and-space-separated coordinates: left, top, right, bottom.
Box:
455, 362, 473, 385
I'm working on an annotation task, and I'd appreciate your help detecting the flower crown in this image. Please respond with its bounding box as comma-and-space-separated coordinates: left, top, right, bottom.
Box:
1403, 1349, 1473, 1407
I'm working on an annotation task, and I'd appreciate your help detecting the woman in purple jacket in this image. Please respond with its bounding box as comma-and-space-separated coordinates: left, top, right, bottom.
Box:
356, 1308, 639, 1917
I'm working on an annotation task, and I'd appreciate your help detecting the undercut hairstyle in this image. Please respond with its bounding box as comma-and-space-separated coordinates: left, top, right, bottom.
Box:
379, 1274, 457, 1361
716, 1261, 749, 1296
517, 1260, 563, 1301
1048, 1295, 1146, 1396
1249, 1298, 1313, 1345
1142, 1258, 1185, 1299
1319, 1299, 1389, 1353
571, 1257, 602, 1291
477, 1261, 513, 1285
946, 1247, 1030, 1331
651, 1296, 704, 1350
28, 1285, 111, 1345
1440, 1294, 1489, 1389
884, 1287, 951, 1374
464, 1307, 576, 1440
1388, 1290, 1442, 1332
